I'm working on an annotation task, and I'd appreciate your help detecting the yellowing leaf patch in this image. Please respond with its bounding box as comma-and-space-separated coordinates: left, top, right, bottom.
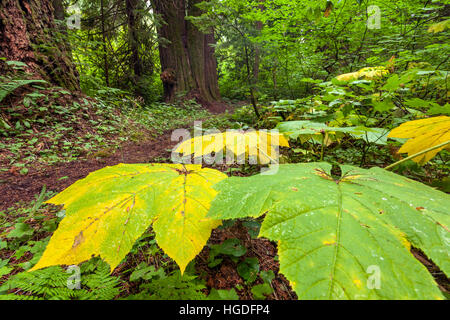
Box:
175, 130, 289, 165
428, 19, 450, 33
31, 164, 227, 274
388, 116, 450, 164
336, 66, 389, 82
324, 1, 333, 17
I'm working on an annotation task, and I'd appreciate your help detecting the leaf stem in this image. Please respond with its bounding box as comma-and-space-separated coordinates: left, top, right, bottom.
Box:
384, 140, 450, 171
320, 132, 325, 161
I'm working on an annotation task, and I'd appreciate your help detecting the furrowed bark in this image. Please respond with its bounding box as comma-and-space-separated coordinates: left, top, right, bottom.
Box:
0, 0, 80, 91
151, 0, 220, 104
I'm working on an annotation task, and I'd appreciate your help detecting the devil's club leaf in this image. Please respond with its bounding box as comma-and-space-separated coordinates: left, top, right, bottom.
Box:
175, 130, 289, 164
388, 116, 450, 164
208, 163, 449, 299
428, 19, 450, 33
31, 164, 227, 274
336, 66, 389, 82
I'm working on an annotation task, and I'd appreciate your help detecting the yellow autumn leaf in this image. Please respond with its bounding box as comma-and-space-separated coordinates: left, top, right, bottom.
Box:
428, 19, 450, 33
30, 163, 227, 274
336, 66, 390, 82
388, 116, 450, 164
175, 130, 290, 165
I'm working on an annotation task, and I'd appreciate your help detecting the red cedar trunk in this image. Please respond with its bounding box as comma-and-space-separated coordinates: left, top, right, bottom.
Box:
203, 33, 221, 100
151, 0, 220, 103
0, 0, 80, 91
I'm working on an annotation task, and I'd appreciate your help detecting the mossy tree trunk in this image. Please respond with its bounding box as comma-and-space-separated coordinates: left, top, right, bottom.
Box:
0, 0, 80, 91
151, 0, 220, 103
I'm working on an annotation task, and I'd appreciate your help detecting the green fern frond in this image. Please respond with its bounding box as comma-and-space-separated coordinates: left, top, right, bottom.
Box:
0, 259, 122, 300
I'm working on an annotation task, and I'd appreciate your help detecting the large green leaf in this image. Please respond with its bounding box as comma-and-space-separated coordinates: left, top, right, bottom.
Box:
208, 163, 449, 299
31, 164, 227, 274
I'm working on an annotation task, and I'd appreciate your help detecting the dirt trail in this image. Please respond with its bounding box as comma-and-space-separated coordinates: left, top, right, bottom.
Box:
0, 132, 177, 210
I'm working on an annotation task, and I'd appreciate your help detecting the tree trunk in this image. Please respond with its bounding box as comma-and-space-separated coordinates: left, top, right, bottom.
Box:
101, 0, 110, 86
51, 0, 65, 21
125, 0, 143, 94
151, 0, 220, 104
0, 0, 80, 91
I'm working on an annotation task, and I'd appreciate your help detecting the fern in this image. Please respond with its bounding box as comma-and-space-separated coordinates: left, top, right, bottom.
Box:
0, 259, 121, 300
0, 77, 47, 103
124, 271, 207, 300
82, 261, 121, 300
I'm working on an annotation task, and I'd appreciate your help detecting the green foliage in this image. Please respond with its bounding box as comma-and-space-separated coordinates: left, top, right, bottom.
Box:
0, 61, 129, 168
69, 0, 160, 101
207, 238, 247, 267
277, 120, 388, 145
251, 270, 275, 300
7, 223, 34, 239
129, 263, 166, 282
237, 257, 259, 284
251, 283, 273, 300
126, 100, 211, 136
198, 0, 449, 102
207, 288, 239, 300
124, 271, 207, 300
